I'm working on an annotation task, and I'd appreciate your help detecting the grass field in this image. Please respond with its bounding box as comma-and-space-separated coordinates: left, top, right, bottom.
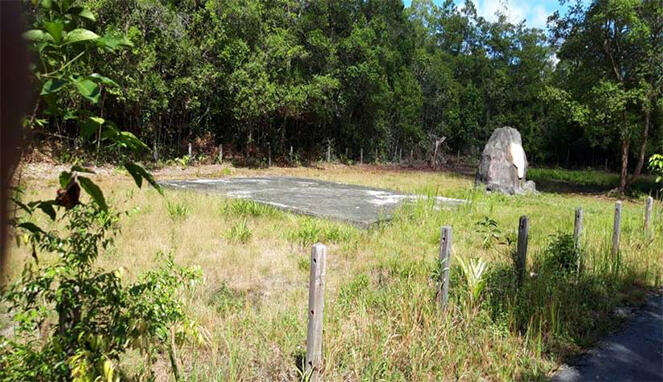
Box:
5, 163, 662, 381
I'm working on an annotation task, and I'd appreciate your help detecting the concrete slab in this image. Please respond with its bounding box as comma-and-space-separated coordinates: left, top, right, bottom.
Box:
159, 176, 464, 228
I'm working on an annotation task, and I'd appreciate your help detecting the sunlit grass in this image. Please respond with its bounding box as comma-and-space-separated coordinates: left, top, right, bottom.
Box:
5, 163, 662, 380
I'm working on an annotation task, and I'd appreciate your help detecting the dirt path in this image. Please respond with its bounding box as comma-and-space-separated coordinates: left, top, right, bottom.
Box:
552, 293, 663, 382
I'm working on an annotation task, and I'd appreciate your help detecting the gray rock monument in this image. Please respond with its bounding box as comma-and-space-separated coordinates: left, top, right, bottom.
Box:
475, 127, 536, 195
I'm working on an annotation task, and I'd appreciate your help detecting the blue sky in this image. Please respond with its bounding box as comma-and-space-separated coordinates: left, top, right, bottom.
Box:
402, 0, 577, 30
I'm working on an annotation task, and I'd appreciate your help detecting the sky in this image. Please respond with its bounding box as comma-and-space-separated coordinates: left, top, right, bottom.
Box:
402, 0, 576, 30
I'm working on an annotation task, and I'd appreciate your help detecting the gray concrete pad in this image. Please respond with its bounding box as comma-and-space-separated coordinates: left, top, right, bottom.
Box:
160, 176, 464, 228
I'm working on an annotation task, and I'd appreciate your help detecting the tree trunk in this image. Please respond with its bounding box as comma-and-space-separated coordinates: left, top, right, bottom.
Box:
627, 108, 650, 187
618, 138, 629, 193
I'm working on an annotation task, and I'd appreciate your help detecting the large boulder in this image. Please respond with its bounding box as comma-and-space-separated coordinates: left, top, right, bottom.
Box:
475, 127, 536, 195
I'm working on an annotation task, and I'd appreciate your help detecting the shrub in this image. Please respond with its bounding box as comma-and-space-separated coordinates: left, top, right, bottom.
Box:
539, 233, 578, 274
1, 204, 201, 381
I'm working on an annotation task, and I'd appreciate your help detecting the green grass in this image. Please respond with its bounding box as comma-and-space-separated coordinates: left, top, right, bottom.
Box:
6, 164, 662, 381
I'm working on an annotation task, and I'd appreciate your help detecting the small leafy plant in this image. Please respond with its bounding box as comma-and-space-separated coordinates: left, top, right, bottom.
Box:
226, 219, 252, 243
167, 201, 190, 221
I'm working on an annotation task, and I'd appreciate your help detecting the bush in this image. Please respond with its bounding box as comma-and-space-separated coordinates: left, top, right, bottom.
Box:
539, 233, 578, 274
1, 204, 201, 381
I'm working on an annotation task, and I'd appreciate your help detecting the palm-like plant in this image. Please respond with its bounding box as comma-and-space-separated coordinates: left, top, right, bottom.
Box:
456, 256, 489, 306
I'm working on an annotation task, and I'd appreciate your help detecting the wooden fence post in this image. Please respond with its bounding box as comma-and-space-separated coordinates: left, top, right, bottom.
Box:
153, 141, 159, 162
516, 216, 529, 286
306, 243, 327, 381
644, 196, 653, 236
326, 141, 331, 162
188, 142, 192, 157
268, 143, 272, 167
218, 144, 223, 163
574, 207, 583, 271
612, 201, 622, 257
439, 226, 452, 310
360, 148, 363, 165
290, 146, 294, 163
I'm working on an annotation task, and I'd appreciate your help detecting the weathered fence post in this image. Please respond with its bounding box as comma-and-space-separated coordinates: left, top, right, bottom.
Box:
188, 142, 192, 157
268, 143, 272, 167
644, 196, 653, 236
375, 148, 378, 163
153, 141, 159, 162
306, 243, 326, 381
290, 146, 294, 163
516, 216, 529, 286
573, 207, 583, 250
360, 148, 363, 165
218, 144, 223, 163
438, 226, 452, 310
574, 207, 583, 271
612, 201, 622, 256
326, 141, 331, 163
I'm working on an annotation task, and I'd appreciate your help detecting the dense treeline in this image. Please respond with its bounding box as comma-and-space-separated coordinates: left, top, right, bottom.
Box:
24, 0, 662, 181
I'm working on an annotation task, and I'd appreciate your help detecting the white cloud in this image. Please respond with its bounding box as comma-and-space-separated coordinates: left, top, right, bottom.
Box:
475, 0, 550, 29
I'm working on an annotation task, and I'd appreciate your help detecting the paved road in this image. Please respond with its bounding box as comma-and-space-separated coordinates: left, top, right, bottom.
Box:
160, 176, 464, 228
552, 294, 663, 382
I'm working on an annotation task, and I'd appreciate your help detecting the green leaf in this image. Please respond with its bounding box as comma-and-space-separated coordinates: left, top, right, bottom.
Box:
96, 34, 133, 50
118, 131, 150, 153
78, 176, 108, 211
59, 171, 72, 188
41, 78, 67, 95
89, 117, 105, 125
74, 78, 101, 103
63, 28, 100, 44
23, 29, 54, 42
89, 74, 119, 87
44, 21, 64, 43
125, 162, 163, 195
18, 222, 46, 235
36, 201, 57, 220
66, 6, 96, 21
39, 0, 53, 9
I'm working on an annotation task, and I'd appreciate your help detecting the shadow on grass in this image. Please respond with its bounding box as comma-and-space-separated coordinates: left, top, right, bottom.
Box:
484, 255, 653, 381
528, 168, 660, 196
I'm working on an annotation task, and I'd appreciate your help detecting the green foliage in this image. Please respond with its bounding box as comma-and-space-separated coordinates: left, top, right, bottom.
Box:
1, 203, 200, 381
286, 217, 355, 247
2, 1, 196, 380
538, 233, 578, 274
456, 256, 489, 306
649, 154, 663, 186
226, 219, 253, 243
27, 0, 650, 169
166, 201, 190, 221
222, 199, 280, 218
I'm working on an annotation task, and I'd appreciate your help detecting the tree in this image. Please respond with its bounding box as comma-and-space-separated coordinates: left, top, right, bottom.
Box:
550, 0, 663, 192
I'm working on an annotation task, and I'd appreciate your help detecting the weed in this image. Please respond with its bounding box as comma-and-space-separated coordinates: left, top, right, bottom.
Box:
222, 199, 279, 218
226, 219, 252, 243
286, 217, 354, 246
538, 233, 578, 274
166, 201, 190, 221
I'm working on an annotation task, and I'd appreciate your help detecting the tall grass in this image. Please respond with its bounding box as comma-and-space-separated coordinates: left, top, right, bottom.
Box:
5, 165, 662, 381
